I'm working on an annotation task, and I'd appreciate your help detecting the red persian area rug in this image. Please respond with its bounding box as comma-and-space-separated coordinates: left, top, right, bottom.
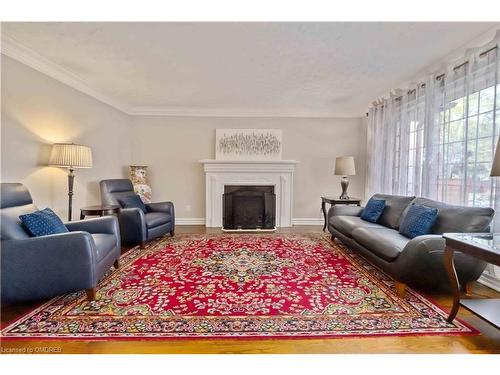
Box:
1, 233, 476, 340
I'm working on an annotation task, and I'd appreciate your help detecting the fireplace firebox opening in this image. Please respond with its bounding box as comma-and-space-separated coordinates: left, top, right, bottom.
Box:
223, 185, 276, 231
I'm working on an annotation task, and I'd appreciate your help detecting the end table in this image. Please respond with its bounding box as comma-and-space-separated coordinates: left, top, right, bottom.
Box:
444, 233, 500, 328
80, 205, 120, 220
321, 196, 361, 232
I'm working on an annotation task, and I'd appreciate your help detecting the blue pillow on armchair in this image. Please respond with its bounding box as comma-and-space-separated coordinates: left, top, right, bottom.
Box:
360, 198, 386, 223
399, 204, 439, 239
19, 208, 69, 237
118, 194, 147, 213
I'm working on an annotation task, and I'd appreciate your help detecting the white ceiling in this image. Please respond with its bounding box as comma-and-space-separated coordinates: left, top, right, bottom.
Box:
2, 22, 498, 117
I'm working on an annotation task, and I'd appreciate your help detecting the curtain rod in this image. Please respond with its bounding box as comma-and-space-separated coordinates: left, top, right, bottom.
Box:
436, 45, 498, 80
371, 44, 498, 107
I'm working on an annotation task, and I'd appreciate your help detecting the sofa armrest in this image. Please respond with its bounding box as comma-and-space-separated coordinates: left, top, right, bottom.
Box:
65, 216, 119, 236
393, 235, 446, 286
397, 234, 487, 288
118, 208, 146, 244
403, 234, 446, 256
146, 201, 175, 228
328, 205, 364, 221
1, 231, 98, 302
398, 235, 446, 265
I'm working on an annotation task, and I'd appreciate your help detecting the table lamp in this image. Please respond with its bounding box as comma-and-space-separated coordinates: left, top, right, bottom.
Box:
334, 156, 356, 200
49, 143, 93, 221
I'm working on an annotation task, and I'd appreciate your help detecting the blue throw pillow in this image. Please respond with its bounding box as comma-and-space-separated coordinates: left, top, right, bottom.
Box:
361, 198, 386, 223
399, 204, 439, 239
19, 208, 69, 237
118, 194, 147, 213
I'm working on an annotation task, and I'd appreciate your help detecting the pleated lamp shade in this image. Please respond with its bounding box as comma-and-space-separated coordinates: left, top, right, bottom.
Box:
334, 156, 356, 176
49, 143, 93, 168
491, 139, 500, 176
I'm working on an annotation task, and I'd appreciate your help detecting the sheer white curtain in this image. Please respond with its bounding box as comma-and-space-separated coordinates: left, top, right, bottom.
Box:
366, 31, 500, 289
366, 83, 430, 198
367, 31, 500, 209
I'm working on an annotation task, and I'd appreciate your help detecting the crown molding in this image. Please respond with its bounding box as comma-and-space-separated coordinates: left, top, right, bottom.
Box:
127, 106, 361, 118
1, 34, 362, 119
1, 34, 130, 114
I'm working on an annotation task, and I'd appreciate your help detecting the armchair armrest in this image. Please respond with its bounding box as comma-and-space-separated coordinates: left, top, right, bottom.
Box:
1, 231, 98, 302
146, 201, 175, 228
328, 205, 364, 221
117, 208, 146, 244
146, 201, 174, 213
65, 215, 119, 235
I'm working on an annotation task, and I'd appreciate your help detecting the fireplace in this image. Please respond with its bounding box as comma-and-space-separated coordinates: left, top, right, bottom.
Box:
200, 159, 297, 227
223, 185, 276, 230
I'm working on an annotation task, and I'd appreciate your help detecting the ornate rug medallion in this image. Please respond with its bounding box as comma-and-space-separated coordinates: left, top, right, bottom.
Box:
1, 233, 476, 339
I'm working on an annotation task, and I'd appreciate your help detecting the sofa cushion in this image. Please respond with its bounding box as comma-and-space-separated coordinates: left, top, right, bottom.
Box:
91, 233, 117, 262
330, 216, 385, 237
145, 212, 171, 229
409, 197, 494, 234
360, 198, 386, 223
371, 194, 415, 229
399, 204, 439, 239
352, 227, 410, 262
19, 208, 68, 237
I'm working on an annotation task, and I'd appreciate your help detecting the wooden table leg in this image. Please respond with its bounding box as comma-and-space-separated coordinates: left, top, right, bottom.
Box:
444, 246, 461, 323
321, 201, 327, 232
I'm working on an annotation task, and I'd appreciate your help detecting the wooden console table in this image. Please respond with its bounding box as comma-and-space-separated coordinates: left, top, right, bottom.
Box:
320, 196, 361, 232
444, 233, 500, 328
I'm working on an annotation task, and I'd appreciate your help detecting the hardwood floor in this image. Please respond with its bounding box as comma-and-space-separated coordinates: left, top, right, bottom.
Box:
1, 225, 499, 354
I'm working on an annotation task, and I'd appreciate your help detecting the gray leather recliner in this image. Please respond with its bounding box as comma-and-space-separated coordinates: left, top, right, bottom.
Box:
100, 179, 175, 247
328, 194, 494, 291
0, 183, 121, 303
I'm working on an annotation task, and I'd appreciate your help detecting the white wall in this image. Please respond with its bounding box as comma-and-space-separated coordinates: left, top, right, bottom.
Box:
1, 56, 132, 219
130, 116, 367, 221
1, 56, 367, 223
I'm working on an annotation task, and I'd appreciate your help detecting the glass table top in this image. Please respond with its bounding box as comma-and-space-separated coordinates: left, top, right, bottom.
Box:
444, 233, 500, 255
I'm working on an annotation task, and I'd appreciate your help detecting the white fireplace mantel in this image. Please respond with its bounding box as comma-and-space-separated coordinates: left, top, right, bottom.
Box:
200, 159, 298, 227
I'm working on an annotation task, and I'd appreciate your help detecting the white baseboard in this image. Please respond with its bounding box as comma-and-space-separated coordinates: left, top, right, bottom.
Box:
291, 218, 324, 226
478, 273, 500, 292
176, 218, 323, 226
176, 218, 206, 225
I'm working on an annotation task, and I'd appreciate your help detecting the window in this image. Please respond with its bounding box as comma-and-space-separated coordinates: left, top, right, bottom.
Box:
436, 84, 499, 207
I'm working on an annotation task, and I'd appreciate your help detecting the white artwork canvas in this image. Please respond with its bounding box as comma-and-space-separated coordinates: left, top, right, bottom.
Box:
215, 129, 282, 161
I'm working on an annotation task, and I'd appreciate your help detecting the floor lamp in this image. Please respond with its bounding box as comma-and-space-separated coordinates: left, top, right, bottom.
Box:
491, 138, 500, 178
49, 143, 93, 221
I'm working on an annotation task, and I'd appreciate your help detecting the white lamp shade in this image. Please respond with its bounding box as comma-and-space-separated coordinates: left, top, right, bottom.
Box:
334, 156, 356, 176
491, 138, 500, 176
49, 143, 93, 168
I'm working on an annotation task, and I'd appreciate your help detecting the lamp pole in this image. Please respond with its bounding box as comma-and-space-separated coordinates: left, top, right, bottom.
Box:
67, 167, 75, 221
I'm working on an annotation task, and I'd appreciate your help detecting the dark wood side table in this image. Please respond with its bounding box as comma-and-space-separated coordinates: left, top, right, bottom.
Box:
321, 196, 361, 232
80, 205, 120, 220
444, 233, 500, 328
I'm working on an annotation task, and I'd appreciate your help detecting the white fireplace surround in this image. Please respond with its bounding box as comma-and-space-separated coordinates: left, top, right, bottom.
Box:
200, 160, 298, 227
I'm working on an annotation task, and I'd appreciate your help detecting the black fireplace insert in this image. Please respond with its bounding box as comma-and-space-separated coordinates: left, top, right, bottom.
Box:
223, 185, 276, 230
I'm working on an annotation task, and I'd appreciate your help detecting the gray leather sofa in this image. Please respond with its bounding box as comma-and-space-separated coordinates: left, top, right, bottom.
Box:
328, 194, 494, 291
100, 179, 175, 247
0, 183, 121, 303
